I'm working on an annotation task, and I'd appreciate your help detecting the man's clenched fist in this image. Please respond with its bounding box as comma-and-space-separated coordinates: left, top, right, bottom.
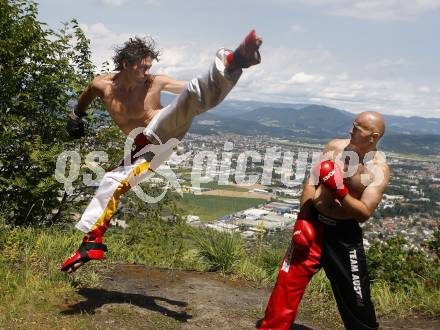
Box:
315, 160, 348, 200
67, 111, 85, 139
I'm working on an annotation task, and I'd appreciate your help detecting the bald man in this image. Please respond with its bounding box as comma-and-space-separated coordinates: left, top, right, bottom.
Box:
259, 112, 390, 330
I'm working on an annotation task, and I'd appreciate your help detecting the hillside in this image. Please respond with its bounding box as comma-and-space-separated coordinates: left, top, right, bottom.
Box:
56, 264, 440, 330
159, 96, 440, 155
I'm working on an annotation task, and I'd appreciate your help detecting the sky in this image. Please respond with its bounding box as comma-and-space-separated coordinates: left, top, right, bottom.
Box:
37, 0, 440, 118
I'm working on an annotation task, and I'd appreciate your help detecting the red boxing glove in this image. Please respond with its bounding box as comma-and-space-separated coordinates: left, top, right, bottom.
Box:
315, 160, 348, 200
292, 219, 315, 250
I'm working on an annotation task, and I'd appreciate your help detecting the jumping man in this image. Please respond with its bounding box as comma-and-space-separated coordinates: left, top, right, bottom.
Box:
61, 30, 263, 273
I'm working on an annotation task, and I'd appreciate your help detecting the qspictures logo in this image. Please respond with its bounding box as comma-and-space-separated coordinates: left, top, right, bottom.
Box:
55, 128, 184, 203
55, 130, 388, 204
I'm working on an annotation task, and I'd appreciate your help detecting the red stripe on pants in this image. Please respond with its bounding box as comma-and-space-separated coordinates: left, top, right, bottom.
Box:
259, 218, 324, 330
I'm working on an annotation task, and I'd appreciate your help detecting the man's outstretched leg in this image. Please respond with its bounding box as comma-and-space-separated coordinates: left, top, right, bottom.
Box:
143, 30, 262, 144
61, 30, 262, 273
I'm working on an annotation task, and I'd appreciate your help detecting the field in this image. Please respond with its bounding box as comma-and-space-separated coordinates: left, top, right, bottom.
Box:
199, 182, 249, 192
173, 193, 267, 221
201, 189, 272, 201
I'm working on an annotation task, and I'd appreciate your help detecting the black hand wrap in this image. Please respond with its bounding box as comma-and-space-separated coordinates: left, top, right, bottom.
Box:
67, 107, 87, 139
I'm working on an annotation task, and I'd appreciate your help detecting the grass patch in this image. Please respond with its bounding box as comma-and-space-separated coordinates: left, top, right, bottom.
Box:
0, 221, 438, 329
199, 181, 249, 192
0, 218, 201, 329
190, 228, 245, 273
298, 271, 341, 327
173, 193, 266, 221
0, 226, 111, 329
372, 280, 440, 318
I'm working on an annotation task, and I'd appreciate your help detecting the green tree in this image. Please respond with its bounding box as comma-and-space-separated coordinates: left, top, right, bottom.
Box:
367, 236, 440, 290
0, 0, 96, 226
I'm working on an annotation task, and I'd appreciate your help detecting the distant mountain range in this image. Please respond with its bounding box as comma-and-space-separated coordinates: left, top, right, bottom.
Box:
161, 94, 440, 156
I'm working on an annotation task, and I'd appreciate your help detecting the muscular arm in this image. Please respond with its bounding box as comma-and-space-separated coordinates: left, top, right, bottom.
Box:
157, 75, 187, 94
75, 78, 102, 115
300, 139, 342, 209
300, 177, 316, 209
341, 164, 390, 222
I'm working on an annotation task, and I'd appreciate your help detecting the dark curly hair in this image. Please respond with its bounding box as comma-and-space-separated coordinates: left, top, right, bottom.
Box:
113, 36, 160, 71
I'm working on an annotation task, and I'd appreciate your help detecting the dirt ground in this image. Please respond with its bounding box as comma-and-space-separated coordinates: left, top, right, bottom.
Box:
60, 264, 439, 330
201, 189, 272, 200
62, 263, 315, 329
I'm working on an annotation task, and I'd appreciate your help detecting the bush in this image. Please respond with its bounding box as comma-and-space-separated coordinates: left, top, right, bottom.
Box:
367, 235, 440, 291
258, 248, 284, 283
190, 228, 245, 274
428, 228, 440, 260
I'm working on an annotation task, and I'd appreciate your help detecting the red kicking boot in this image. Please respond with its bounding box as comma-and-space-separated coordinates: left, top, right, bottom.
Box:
60, 236, 107, 273
226, 29, 262, 69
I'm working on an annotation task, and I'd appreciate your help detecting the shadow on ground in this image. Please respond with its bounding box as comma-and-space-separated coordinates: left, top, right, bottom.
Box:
61, 287, 192, 322
290, 324, 315, 330
256, 318, 314, 330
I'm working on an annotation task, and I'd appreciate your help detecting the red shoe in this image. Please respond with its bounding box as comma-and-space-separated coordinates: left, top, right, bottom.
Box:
60, 236, 107, 272
226, 29, 262, 68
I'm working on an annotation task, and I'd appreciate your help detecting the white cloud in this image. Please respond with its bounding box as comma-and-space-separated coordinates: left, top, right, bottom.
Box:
154, 45, 213, 79
290, 24, 304, 32
144, 0, 161, 4
79, 22, 140, 69
365, 58, 410, 70
79, 22, 212, 76
80, 23, 111, 39
96, 0, 160, 6
230, 46, 440, 117
78, 23, 440, 117
288, 72, 324, 84
97, 0, 129, 6
336, 73, 349, 80
295, 0, 440, 20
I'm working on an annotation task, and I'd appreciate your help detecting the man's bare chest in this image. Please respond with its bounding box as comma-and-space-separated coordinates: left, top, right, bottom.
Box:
343, 163, 373, 198
102, 87, 161, 119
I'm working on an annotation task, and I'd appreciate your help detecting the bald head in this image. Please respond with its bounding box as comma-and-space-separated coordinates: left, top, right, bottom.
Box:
355, 111, 386, 138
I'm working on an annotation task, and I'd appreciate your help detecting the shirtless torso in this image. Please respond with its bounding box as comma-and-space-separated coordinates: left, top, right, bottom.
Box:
307, 138, 390, 221
77, 67, 186, 135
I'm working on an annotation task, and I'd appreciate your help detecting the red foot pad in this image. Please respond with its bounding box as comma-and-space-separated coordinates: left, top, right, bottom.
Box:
226, 29, 261, 68
60, 236, 107, 272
